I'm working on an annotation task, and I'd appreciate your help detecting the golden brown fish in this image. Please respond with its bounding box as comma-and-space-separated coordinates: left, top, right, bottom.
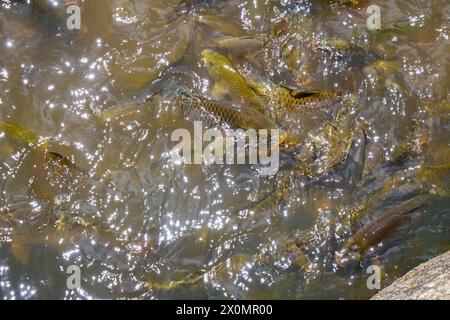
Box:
177, 90, 280, 133
242, 72, 342, 111
201, 49, 265, 113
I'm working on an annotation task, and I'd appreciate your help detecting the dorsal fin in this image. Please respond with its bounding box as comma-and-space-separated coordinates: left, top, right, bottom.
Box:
286, 88, 322, 99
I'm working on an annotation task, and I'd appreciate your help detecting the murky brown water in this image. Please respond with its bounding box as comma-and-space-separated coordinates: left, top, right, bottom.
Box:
0, 0, 449, 299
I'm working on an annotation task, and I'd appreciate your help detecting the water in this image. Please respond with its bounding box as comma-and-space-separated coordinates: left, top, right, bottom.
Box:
0, 0, 449, 299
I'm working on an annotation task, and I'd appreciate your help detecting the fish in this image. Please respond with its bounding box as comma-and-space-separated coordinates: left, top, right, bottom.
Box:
267, 87, 342, 111
176, 89, 289, 172
197, 14, 246, 37
32, 150, 89, 201
291, 95, 360, 176
269, 19, 289, 38
313, 37, 382, 68
211, 19, 288, 56
0, 119, 46, 148
328, 0, 365, 7
360, 162, 450, 209
110, 18, 195, 91
339, 127, 367, 184
146, 270, 205, 292
342, 0, 363, 5
242, 71, 341, 111
212, 35, 267, 56
313, 38, 354, 55
336, 194, 430, 267
0, 119, 85, 171
0, 119, 91, 201
177, 89, 281, 134
361, 143, 385, 179
44, 151, 87, 179
99, 103, 145, 123
146, 254, 251, 294
367, 16, 430, 40
201, 49, 265, 113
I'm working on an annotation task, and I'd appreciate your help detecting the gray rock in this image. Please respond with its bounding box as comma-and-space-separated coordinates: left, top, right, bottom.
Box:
371, 250, 450, 300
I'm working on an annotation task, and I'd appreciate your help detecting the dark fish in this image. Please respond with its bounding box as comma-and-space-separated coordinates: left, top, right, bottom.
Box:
336, 195, 429, 266
368, 17, 430, 40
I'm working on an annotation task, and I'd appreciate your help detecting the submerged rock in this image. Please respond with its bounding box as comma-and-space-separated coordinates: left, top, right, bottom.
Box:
371, 250, 450, 300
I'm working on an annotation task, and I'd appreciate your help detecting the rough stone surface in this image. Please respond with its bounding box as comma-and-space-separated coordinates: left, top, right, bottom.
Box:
371, 250, 450, 300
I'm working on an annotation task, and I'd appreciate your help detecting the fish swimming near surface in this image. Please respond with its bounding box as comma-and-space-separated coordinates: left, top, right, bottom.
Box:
212, 35, 267, 56
336, 194, 430, 267
211, 19, 288, 56
240, 68, 342, 111
201, 49, 265, 113
0, 119, 45, 147
177, 89, 280, 133
197, 13, 247, 37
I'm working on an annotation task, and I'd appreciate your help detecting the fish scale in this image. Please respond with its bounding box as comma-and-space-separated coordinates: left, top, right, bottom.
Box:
177, 90, 278, 132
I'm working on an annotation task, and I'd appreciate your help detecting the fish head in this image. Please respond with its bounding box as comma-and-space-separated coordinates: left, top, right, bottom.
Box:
201, 49, 230, 75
